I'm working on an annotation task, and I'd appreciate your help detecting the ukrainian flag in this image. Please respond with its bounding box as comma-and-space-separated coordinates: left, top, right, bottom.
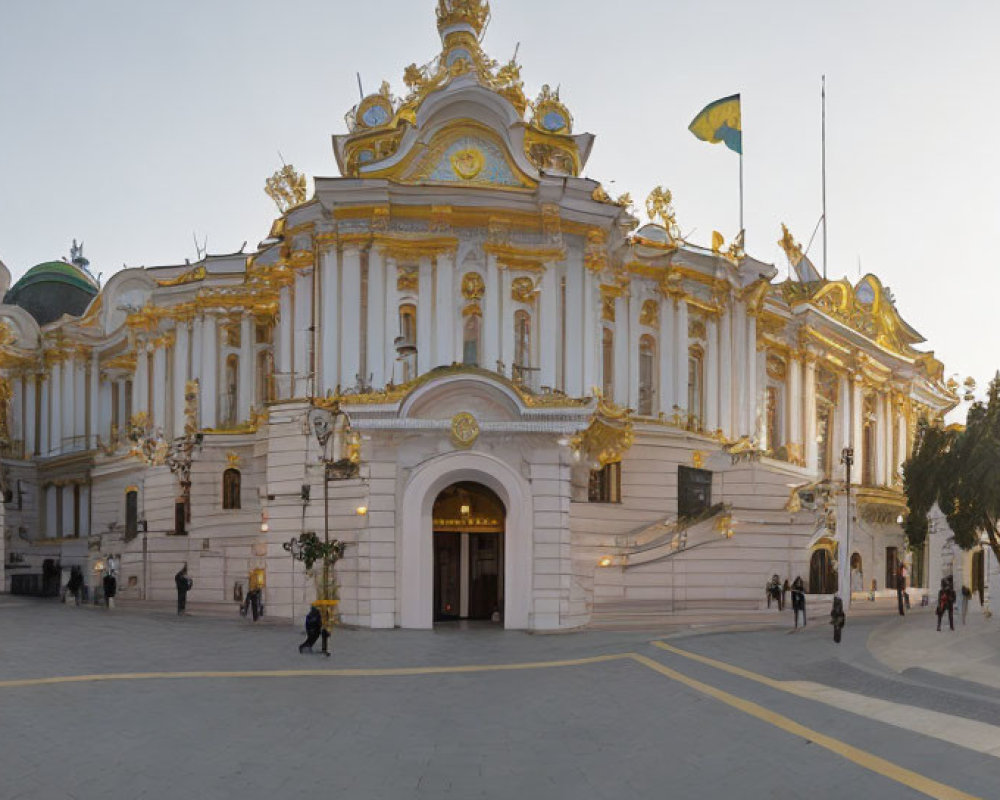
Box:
688, 94, 742, 155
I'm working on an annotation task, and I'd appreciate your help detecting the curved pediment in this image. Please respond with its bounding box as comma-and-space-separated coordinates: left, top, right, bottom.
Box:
400, 371, 524, 422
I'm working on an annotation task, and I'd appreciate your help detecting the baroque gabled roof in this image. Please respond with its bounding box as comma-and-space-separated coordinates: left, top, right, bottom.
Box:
332, 0, 594, 186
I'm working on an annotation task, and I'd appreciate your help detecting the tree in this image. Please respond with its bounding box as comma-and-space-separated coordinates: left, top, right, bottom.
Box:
903, 374, 1000, 568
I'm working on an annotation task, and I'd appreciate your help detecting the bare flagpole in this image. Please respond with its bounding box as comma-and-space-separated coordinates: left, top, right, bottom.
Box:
822, 75, 828, 280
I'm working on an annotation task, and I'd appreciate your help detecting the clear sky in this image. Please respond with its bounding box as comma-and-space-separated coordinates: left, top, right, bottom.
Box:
1, 0, 997, 417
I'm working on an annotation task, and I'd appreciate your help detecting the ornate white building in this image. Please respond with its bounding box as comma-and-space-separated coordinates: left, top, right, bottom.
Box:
0, 0, 960, 628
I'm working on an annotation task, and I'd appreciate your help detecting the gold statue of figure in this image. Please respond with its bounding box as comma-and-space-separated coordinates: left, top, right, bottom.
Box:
778, 223, 805, 266
265, 165, 309, 213
646, 186, 682, 243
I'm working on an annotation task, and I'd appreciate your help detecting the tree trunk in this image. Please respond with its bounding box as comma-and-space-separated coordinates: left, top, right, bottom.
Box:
985, 518, 1000, 572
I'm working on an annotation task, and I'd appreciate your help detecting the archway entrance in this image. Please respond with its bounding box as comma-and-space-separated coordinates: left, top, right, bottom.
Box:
432, 482, 505, 623
809, 546, 837, 594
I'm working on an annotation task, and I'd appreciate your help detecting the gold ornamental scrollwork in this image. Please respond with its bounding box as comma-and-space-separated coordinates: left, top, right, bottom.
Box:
565, 392, 634, 468
461, 272, 485, 301
451, 412, 480, 448
511, 276, 536, 303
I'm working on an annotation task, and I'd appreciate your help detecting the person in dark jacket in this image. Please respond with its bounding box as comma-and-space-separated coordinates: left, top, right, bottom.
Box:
782, 579, 790, 610
102, 572, 117, 609
830, 596, 846, 643
791, 576, 807, 628
175, 564, 192, 616
299, 606, 323, 654
66, 566, 83, 607
936, 576, 956, 631
896, 563, 907, 616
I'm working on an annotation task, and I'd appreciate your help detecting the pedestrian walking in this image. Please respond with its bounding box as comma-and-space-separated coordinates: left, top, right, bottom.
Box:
175, 563, 193, 616
791, 576, 807, 628
782, 579, 790, 610
241, 587, 263, 621
896, 562, 907, 616
936, 577, 956, 631
102, 572, 117, 609
830, 596, 846, 643
66, 566, 83, 607
961, 585, 972, 625
766, 575, 781, 610
299, 605, 323, 654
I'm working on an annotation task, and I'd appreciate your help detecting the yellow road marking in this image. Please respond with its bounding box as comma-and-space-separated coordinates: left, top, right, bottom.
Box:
0, 653, 632, 689
640, 647, 982, 800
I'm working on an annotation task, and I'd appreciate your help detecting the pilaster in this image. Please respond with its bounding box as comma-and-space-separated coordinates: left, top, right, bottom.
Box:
200, 314, 218, 429
416, 255, 433, 376
320, 246, 339, 394
367, 247, 386, 388
539, 264, 558, 391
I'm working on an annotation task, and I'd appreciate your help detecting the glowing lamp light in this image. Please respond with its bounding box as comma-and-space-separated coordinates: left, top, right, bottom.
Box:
896, 514, 904, 525
93, 560, 105, 573
460, 504, 471, 517
598, 556, 613, 568
356, 506, 369, 516
260, 522, 269, 533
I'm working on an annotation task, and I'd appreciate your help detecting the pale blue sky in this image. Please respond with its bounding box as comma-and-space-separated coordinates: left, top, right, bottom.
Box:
1, 0, 997, 414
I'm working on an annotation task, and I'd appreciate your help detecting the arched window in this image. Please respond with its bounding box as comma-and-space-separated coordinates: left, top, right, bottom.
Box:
687, 345, 704, 430
222, 469, 241, 510
602, 327, 614, 401
513, 310, 532, 387
463, 313, 481, 367
256, 351, 274, 406
398, 304, 417, 382
223, 355, 239, 427
638, 335, 656, 416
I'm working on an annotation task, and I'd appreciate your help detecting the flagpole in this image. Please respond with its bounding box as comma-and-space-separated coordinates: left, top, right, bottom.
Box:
739, 148, 744, 240
822, 75, 828, 280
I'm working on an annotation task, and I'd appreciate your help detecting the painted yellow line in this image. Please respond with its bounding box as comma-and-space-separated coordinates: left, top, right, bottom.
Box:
653, 639, 789, 687
634, 651, 981, 800
0, 653, 633, 689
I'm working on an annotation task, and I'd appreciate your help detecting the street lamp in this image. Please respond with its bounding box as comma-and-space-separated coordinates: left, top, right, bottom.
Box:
841, 446, 855, 608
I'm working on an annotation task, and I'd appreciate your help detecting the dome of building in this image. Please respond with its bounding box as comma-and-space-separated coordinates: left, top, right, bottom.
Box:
4, 259, 99, 326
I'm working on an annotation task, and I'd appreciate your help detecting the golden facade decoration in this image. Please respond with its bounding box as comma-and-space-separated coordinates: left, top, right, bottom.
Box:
645, 186, 682, 244
397, 266, 419, 294
510, 276, 537, 303
461, 272, 485, 301
450, 412, 481, 448
157, 266, 207, 288
565, 393, 634, 468
264, 165, 308, 213
639, 299, 659, 328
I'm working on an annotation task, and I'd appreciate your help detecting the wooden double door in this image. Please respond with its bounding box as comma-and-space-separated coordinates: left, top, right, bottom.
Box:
433, 531, 504, 622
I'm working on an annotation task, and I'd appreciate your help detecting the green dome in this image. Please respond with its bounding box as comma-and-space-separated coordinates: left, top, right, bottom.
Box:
4, 260, 99, 326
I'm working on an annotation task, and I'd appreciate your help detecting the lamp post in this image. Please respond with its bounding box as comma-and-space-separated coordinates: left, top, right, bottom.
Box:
841, 446, 854, 608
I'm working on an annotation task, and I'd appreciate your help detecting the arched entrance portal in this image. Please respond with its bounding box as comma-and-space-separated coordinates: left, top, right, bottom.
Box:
432, 482, 505, 623
809, 546, 837, 594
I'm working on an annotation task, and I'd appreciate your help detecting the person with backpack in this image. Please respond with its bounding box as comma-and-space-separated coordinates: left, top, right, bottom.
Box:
175, 563, 193, 616
936, 576, 956, 631
66, 566, 83, 607
299, 605, 323, 654
830, 596, 846, 643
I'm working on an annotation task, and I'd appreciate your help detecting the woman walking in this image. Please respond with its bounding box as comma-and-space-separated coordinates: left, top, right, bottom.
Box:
791, 576, 807, 629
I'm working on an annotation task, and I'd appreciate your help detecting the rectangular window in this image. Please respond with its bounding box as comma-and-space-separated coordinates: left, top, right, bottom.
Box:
73, 484, 81, 538
678, 466, 712, 519
588, 463, 621, 504
125, 490, 138, 539
175, 501, 187, 536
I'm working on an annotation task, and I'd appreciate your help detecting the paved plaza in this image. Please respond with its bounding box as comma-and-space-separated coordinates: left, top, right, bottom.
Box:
1, 596, 999, 799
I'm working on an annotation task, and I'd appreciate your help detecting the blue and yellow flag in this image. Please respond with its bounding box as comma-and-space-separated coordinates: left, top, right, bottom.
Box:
688, 94, 742, 155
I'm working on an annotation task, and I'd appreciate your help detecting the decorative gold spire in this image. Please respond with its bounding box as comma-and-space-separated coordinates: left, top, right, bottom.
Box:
436, 0, 491, 40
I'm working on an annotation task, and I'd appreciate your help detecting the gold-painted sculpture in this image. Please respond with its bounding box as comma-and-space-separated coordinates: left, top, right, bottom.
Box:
265, 165, 308, 213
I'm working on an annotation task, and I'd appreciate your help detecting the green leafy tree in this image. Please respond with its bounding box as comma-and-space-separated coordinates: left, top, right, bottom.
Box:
903, 374, 1000, 567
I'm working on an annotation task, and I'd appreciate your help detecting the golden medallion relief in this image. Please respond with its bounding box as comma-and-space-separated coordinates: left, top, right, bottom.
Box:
451, 412, 480, 448
451, 148, 485, 180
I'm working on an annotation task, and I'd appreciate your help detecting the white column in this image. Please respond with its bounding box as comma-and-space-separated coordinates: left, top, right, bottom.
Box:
564, 259, 583, 397
581, 267, 598, 394
804, 356, 818, 472
320, 247, 339, 394
718, 305, 733, 438
340, 247, 362, 390
25, 376, 36, 456
851, 375, 864, 476
658, 296, 675, 417
45, 485, 57, 538
62, 359, 74, 450
896, 401, 908, 482
88, 352, 99, 449
200, 314, 218, 429
876, 389, 888, 486
835, 374, 851, 480
483, 254, 500, 374
787, 354, 803, 462
276, 285, 293, 399
39, 378, 49, 456
733, 301, 747, 436
238, 313, 253, 420
10, 377, 22, 445
74, 357, 85, 449
416, 256, 433, 376
753, 344, 766, 442
134, 345, 149, 421
98, 378, 112, 445
367, 248, 386, 388
173, 323, 189, 435
190, 317, 203, 383
626, 293, 641, 409
673, 299, 689, 413
500, 269, 514, 378
745, 313, 758, 437
383, 255, 400, 383
152, 344, 166, 433
704, 316, 719, 432
293, 268, 313, 397
434, 250, 455, 370
539, 265, 558, 391
613, 297, 629, 405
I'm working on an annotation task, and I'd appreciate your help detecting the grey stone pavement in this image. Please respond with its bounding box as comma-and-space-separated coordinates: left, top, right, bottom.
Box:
1, 595, 999, 800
